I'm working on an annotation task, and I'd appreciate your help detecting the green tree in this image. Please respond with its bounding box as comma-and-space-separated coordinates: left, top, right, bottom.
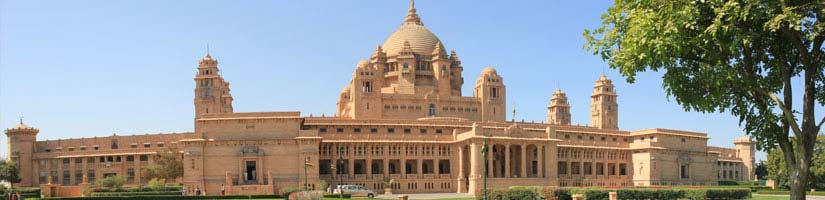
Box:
585, 0, 824, 199
0, 160, 21, 188
755, 160, 768, 180
768, 135, 825, 189
141, 148, 184, 182
95, 175, 126, 189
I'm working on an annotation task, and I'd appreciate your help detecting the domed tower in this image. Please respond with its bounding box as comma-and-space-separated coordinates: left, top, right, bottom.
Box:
194, 53, 234, 117
734, 136, 755, 180
590, 75, 618, 129
5, 119, 39, 187
547, 88, 571, 125
474, 67, 506, 122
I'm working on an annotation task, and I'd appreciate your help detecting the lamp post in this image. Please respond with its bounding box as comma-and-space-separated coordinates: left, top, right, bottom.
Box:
304, 157, 310, 191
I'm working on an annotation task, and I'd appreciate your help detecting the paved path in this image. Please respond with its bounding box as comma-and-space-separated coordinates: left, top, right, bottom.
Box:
375, 193, 474, 199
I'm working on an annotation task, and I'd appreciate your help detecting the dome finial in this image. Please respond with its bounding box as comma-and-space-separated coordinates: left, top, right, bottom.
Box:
404, 0, 423, 25
19, 115, 23, 125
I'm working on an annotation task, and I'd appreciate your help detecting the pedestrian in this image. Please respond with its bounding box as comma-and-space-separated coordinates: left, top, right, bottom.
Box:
182, 187, 188, 196
195, 186, 201, 196
220, 184, 225, 196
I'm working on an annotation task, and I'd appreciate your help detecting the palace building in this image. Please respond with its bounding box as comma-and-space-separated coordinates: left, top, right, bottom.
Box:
5, 1, 755, 196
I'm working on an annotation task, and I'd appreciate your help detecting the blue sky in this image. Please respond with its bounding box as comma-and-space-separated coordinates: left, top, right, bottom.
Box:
2, 0, 821, 161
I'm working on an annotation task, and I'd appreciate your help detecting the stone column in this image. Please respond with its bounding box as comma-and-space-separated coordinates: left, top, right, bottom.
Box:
536, 145, 547, 178
521, 145, 527, 178
417, 159, 423, 176
434, 159, 440, 176
468, 142, 483, 194
504, 144, 510, 178
457, 145, 465, 193
367, 146, 373, 178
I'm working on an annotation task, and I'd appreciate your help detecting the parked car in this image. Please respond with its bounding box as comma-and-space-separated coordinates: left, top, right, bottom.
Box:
334, 185, 376, 198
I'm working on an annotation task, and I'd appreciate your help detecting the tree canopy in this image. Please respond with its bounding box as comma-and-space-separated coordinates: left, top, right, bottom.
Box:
141, 148, 183, 182
585, 0, 823, 199
0, 160, 21, 188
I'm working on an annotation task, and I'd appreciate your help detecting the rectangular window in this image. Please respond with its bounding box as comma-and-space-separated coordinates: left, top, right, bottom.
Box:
584, 162, 592, 175
619, 163, 627, 175
319, 128, 327, 133
74, 170, 83, 185
680, 164, 689, 179
336, 128, 344, 133
558, 162, 567, 175
140, 155, 149, 162
370, 128, 378, 133
75, 158, 82, 164
436, 129, 443, 134
62, 170, 70, 185
87, 170, 95, 183
388, 128, 395, 133
127, 168, 135, 183
126, 155, 134, 162
608, 163, 616, 175
404, 128, 411, 134
157, 143, 164, 148
596, 163, 604, 175
571, 162, 581, 175
144, 143, 151, 148
87, 157, 95, 164
420, 129, 427, 134
354, 128, 361, 133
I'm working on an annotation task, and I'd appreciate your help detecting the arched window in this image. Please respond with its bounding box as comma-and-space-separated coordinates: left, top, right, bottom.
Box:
428, 104, 436, 117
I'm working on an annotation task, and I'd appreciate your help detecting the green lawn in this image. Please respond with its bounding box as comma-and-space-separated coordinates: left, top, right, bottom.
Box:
750, 195, 792, 200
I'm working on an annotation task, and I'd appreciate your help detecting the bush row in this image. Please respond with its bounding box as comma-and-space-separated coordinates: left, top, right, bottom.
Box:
477, 187, 751, 200
93, 185, 182, 192
323, 193, 352, 198
91, 191, 182, 197
45, 194, 282, 200
718, 181, 758, 186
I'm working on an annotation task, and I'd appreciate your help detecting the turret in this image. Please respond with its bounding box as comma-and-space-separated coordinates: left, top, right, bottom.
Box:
431, 42, 452, 96
449, 50, 464, 96
349, 60, 382, 118
734, 136, 755, 181
589, 75, 618, 129
194, 53, 234, 117
547, 88, 571, 125
474, 67, 506, 122
5, 119, 39, 187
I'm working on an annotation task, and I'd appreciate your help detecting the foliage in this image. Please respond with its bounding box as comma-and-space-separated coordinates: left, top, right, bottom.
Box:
767, 135, 825, 189
279, 187, 303, 200
141, 148, 184, 181
541, 188, 571, 200
474, 188, 506, 200
757, 190, 825, 196
503, 187, 539, 200
44, 194, 282, 199
93, 185, 181, 193
317, 180, 328, 191
322, 193, 351, 198
585, 0, 824, 199
91, 191, 181, 197
755, 160, 769, 179
0, 160, 21, 188
94, 175, 126, 189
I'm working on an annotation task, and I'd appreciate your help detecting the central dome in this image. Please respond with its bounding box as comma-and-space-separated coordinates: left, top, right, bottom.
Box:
381, 0, 443, 56
382, 23, 443, 56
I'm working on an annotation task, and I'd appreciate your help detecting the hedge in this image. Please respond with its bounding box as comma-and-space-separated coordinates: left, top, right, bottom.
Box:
44, 194, 282, 200
1, 187, 41, 199
478, 187, 751, 200
91, 191, 182, 197
93, 186, 183, 192
322, 193, 352, 198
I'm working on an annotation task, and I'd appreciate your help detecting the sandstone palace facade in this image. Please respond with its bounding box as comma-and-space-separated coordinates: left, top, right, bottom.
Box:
5, 1, 755, 196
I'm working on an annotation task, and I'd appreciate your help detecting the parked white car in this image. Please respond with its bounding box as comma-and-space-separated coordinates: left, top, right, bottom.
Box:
334, 185, 376, 199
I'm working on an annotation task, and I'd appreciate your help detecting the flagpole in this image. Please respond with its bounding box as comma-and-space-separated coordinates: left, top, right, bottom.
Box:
305, 157, 309, 191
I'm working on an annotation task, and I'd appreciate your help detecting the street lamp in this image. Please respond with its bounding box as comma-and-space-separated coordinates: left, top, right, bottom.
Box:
482, 138, 489, 200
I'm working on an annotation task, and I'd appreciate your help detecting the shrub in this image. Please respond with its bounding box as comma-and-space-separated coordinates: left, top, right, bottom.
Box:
504, 187, 539, 200
475, 188, 506, 200
322, 193, 352, 198
582, 190, 609, 200
45, 194, 283, 199
541, 188, 571, 200
95, 175, 126, 189
279, 187, 303, 200
91, 191, 181, 197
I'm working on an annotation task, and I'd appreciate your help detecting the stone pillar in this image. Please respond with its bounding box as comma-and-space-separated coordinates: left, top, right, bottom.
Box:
535, 145, 547, 178
457, 145, 465, 193
468, 142, 482, 195
417, 159, 423, 176
572, 194, 584, 200
348, 144, 355, 178
609, 192, 618, 200
504, 144, 510, 178
384, 157, 390, 177
521, 145, 527, 178
434, 159, 440, 176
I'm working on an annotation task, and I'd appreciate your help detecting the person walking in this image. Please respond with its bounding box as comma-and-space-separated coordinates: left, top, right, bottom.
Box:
220, 184, 225, 196
195, 186, 201, 196
182, 187, 188, 196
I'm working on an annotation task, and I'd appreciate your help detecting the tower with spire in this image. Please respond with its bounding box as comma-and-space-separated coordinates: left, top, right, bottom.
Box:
547, 88, 571, 125
5, 118, 39, 187
589, 75, 618, 129
194, 53, 234, 117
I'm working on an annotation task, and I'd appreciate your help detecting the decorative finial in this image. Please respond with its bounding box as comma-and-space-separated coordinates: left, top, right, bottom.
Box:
404, 0, 422, 25
410, 0, 415, 10
512, 105, 517, 123
19, 115, 24, 125
206, 43, 210, 56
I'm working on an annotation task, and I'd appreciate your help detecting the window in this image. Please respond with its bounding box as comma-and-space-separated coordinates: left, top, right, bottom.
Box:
370, 128, 378, 133
404, 128, 411, 134
139, 155, 149, 162
428, 104, 436, 116
157, 143, 164, 148
680, 164, 690, 179
558, 162, 567, 175
354, 128, 361, 133
336, 128, 344, 133
319, 128, 327, 133
491, 88, 499, 98
571, 162, 581, 175
144, 143, 151, 148
596, 163, 604, 175
87, 157, 95, 164
75, 158, 82, 164
111, 140, 119, 149
601, 137, 606, 141
681, 138, 686, 143
577, 135, 583, 140
388, 128, 395, 133
564, 134, 570, 139
436, 129, 443, 134
420, 129, 427, 134
619, 163, 627, 175
126, 156, 134, 162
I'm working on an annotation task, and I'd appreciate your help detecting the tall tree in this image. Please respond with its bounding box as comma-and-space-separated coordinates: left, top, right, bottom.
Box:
0, 160, 21, 189
768, 135, 825, 189
141, 148, 183, 182
584, 0, 824, 199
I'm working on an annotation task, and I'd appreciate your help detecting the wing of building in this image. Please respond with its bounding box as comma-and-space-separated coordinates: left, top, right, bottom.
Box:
5, 1, 755, 196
